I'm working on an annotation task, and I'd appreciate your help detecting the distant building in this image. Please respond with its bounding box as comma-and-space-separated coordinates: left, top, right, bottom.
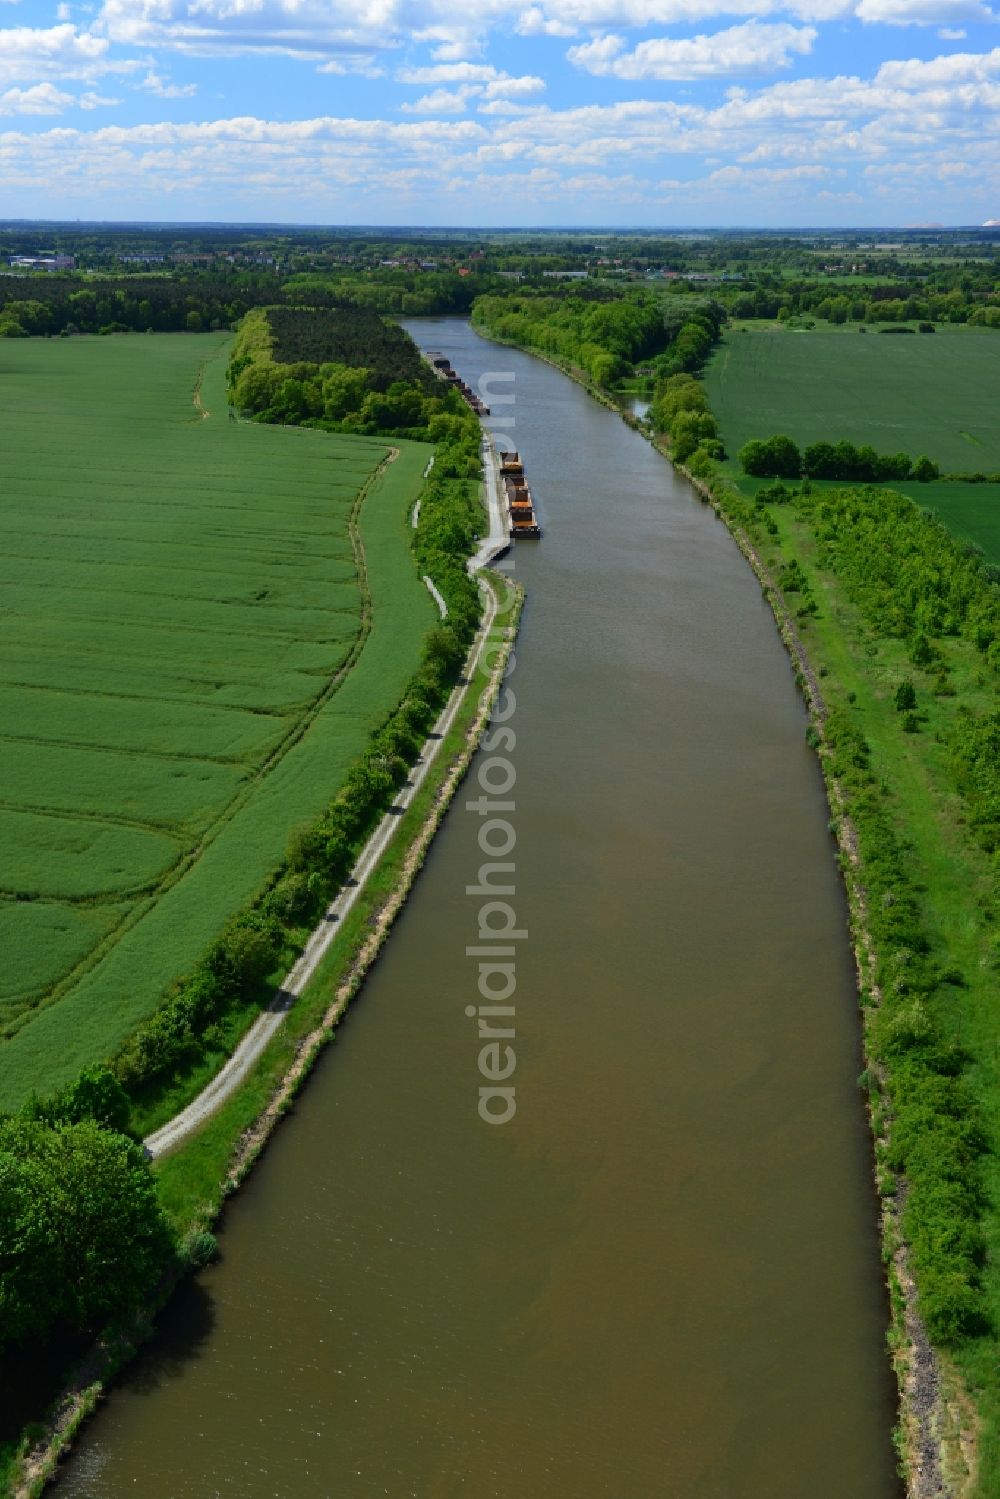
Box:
9, 255, 75, 271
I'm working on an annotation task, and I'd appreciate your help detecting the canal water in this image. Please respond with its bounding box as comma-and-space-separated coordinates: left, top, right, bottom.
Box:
56, 319, 899, 1498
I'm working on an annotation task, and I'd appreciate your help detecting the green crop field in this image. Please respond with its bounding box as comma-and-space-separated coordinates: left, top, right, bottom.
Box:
705, 326, 1000, 472
0, 333, 435, 1109
894, 481, 1000, 565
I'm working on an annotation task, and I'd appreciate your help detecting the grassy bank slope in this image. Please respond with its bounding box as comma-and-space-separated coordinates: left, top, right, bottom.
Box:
0, 335, 433, 1109
710, 478, 999, 1493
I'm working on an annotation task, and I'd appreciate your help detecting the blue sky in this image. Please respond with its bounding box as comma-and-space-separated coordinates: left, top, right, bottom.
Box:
0, 0, 997, 224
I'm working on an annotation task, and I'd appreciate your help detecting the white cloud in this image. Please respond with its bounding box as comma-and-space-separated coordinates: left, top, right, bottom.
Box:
1, 31, 999, 220
939, 23, 967, 32
516, 6, 578, 34
855, 0, 992, 22
91, 0, 539, 65
477, 96, 547, 111
140, 69, 196, 97
0, 81, 74, 113
80, 88, 120, 106
398, 62, 546, 112
521, 0, 993, 23
484, 72, 546, 96
0, 23, 117, 85
77, 0, 1000, 75
399, 62, 544, 95
876, 44, 1000, 82
519, 0, 852, 27
317, 55, 383, 76
568, 21, 817, 79
96, 0, 405, 58
56, 3, 72, 17
401, 86, 475, 111
417, 28, 484, 61
705, 160, 829, 183
399, 62, 506, 83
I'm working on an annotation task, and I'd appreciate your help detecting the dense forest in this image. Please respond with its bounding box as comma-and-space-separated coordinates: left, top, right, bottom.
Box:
472, 290, 724, 386
266, 305, 435, 387
0, 274, 277, 337
227, 305, 475, 440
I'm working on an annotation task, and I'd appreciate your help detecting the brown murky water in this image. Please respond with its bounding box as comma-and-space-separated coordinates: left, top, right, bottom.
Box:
56, 319, 899, 1499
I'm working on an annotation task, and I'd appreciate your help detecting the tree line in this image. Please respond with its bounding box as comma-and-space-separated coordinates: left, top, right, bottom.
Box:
471, 289, 724, 387
739, 436, 941, 482
0, 273, 283, 338
725, 274, 999, 329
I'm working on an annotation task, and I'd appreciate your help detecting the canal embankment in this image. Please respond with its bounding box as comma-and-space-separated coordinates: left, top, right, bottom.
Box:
469, 309, 962, 1496
49, 316, 900, 1499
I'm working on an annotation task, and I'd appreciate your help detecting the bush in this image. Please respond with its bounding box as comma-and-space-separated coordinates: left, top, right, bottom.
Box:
206, 915, 282, 999
739, 435, 802, 478
181, 1229, 219, 1269
803, 439, 912, 482
22, 1066, 132, 1135
0, 1117, 173, 1354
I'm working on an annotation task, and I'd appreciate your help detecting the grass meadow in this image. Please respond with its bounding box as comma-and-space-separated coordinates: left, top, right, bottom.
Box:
754, 497, 1000, 1487
0, 333, 434, 1109
705, 326, 1000, 472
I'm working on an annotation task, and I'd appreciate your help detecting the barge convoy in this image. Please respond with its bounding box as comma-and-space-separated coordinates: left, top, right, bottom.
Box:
497, 449, 541, 539
428, 353, 490, 416
424, 351, 541, 540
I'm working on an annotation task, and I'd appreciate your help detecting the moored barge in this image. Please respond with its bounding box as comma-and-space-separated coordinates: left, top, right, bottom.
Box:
498, 450, 541, 539
426, 352, 490, 416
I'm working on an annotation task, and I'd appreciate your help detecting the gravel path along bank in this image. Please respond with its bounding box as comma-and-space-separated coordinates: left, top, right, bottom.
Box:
145, 435, 511, 1159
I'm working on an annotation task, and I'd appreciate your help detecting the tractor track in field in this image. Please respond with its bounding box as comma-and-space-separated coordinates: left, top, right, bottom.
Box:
6, 446, 401, 1042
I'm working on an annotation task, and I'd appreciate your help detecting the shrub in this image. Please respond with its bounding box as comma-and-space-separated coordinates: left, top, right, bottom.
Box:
0, 1117, 173, 1354
739, 435, 801, 478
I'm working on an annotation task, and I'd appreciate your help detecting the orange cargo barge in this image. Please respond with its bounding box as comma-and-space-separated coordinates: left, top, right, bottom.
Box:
498, 450, 541, 539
